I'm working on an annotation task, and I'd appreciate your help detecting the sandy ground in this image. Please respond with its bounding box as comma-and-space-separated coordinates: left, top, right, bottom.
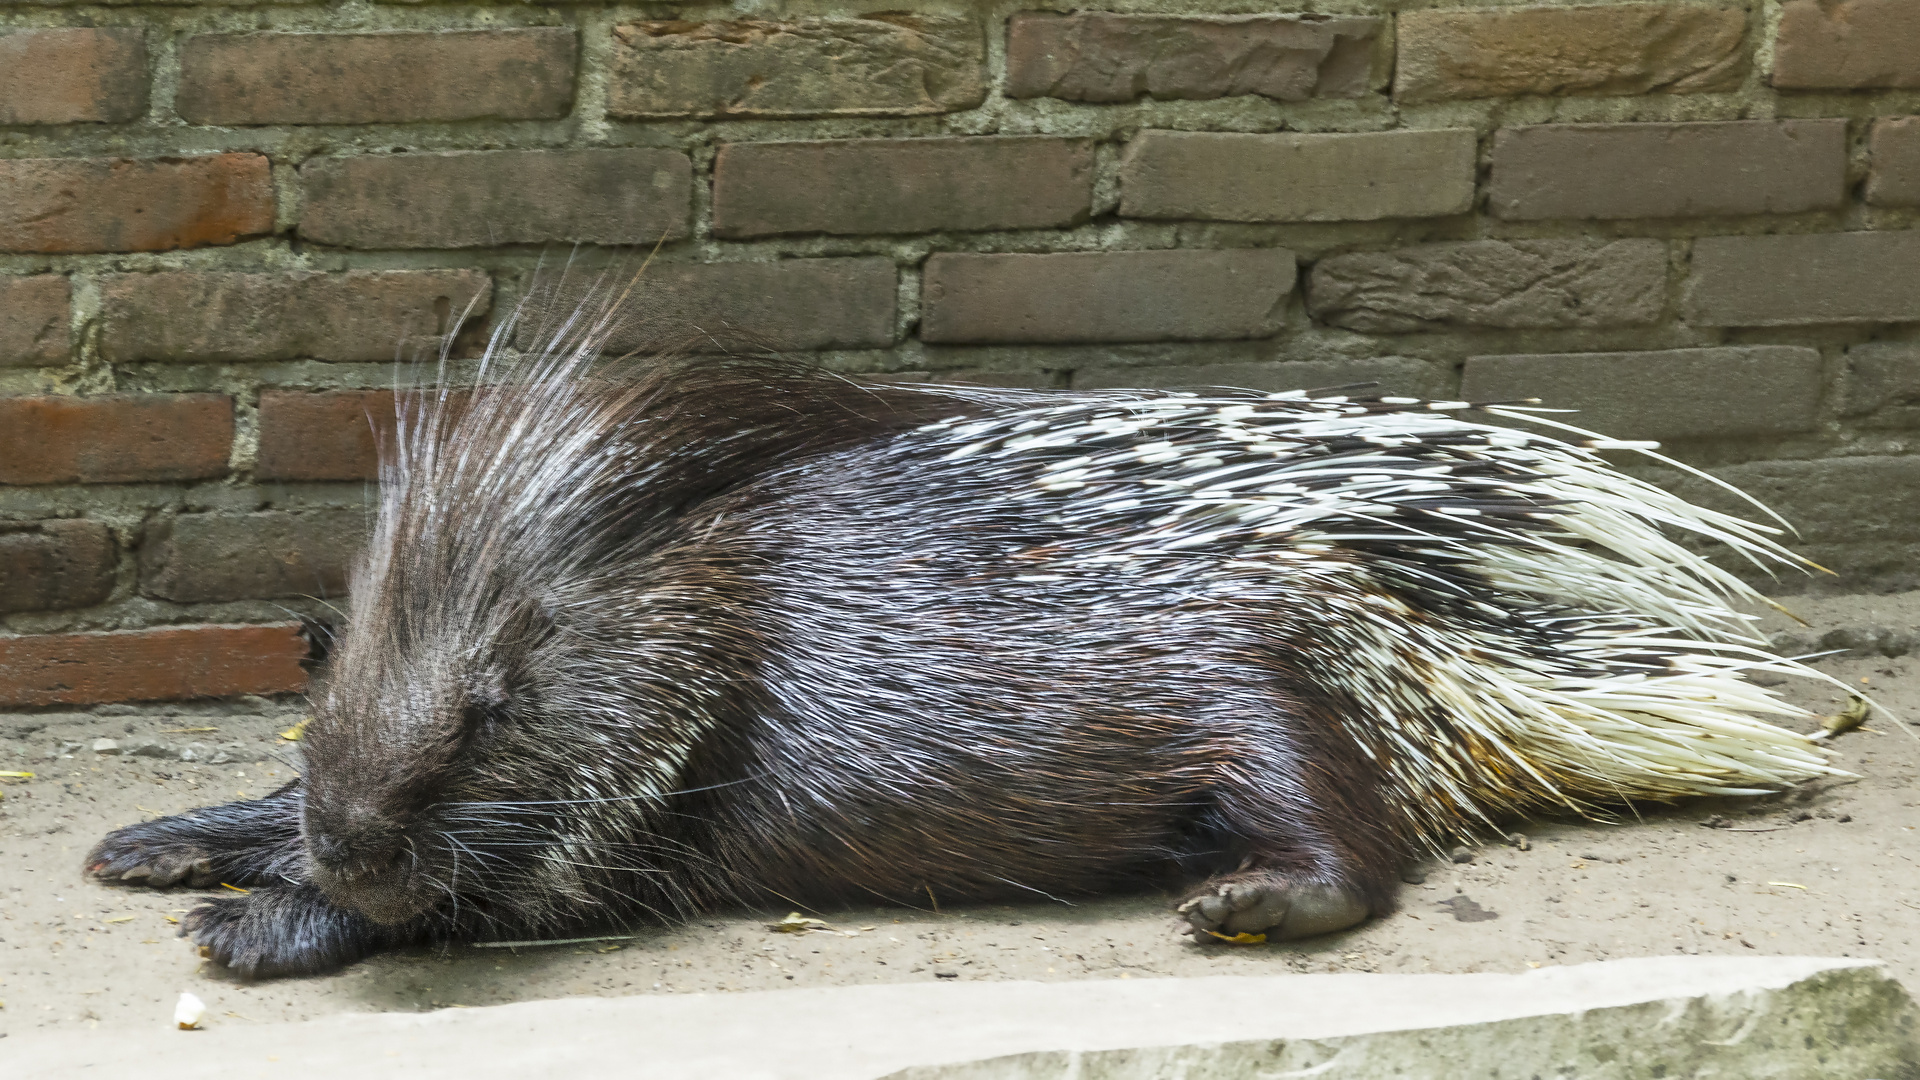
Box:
3, 592, 1917, 1038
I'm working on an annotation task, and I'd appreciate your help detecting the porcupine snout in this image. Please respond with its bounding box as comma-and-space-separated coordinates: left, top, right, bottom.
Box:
304, 799, 434, 924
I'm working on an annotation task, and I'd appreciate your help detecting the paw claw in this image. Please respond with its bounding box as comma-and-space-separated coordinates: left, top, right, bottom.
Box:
1178, 873, 1370, 942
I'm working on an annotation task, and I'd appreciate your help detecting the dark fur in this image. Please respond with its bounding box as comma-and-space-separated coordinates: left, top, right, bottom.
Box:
86, 339, 1546, 976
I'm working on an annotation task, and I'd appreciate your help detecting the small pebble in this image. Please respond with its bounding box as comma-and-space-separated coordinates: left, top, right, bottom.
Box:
1399, 868, 1428, 885
1506, 832, 1530, 851
1449, 846, 1474, 864
92, 738, 121, 755
934, 971, 958, 980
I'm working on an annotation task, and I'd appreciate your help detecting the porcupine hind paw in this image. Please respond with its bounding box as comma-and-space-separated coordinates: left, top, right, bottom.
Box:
185, 883, 397, 979
1178, 872, 1370, 942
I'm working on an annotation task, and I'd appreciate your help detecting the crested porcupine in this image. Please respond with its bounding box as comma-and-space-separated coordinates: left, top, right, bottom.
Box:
85, 302, 1850, 978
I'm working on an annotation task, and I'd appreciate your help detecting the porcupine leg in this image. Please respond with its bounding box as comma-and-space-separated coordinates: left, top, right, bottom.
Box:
182, 882, 422, 979
86, 780, 306, 889
1176, 704, 1403, 943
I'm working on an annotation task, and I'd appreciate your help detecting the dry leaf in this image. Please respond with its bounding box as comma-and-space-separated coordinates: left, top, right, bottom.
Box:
1205, 931, 1268, 945
768, 912, 832, 933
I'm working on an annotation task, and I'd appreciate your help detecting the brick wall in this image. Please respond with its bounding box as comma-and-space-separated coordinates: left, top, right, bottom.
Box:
3, 0, 1920, 705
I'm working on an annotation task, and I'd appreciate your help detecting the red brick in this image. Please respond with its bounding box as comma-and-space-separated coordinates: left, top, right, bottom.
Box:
920, 249, 1294, 345
0, 154, 272, 255
0, 519, 115, 614
1395, 5, 1747, 104
1686, 232, 1920, 326
0, 394, 232, 485
140, 510, 365, 603
0, 624, 307, 706
1868, 118, 1920, 207
255, 389, 396, 482
177, 30, 575, 125
1773, 0, 1920, 89
0, 28, 146, 125
0, 275, 70, 367
525, 259, 897, 353
99, 270, 491, 364
1489, 121, 1846, 220
299, 150, 690, 249
1119, 130, 1475, 223
1006, 13, 1381, 102
610, 16, 984, 118
713, 137, 1092, 238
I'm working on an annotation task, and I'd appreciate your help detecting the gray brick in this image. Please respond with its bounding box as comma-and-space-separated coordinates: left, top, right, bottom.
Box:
1006, 13, 1382, 103
1489, 121, 1846, 220
299, 150, 691, 249
139, 510, 367, 604
609, 16, 984, 118
1687, 232, 1920, 326
1073, 357, 1449, 398
0, 519, 114, 614
1119, 130, 1476, 223
1773, 0, 1920, 90
713, 137, 1092, 238
522, 259, 897, 353
1308, 240, 1667, 333
99, 270, 491, 363
1868, 118, 1920, 207
920, 249, 1295, 345
1462, 347, 1823, 442
1838, 342, 1920, 429
177, 30, 576, 125
871, 370, 1060, 390
1666, 456, 1920, 590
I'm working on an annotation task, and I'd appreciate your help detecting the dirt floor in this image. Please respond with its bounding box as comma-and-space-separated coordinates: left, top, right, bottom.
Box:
3, 592, 1917, 1038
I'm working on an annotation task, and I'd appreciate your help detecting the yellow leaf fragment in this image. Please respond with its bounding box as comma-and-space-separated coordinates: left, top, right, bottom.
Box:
0, 771, 34, 780
768, 912, 832, 933
1205, 931, 1268, 945
1767, 881, 1808, 890
280, 717, 313, 742
220, 883, 250, 894
104, 915, 136, 924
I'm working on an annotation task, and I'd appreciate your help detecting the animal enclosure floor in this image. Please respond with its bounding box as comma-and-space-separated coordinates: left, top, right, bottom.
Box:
4, 592, 1918, 1037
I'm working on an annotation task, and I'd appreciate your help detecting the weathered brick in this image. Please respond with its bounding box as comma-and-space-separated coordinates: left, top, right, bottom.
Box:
1666, 457, 1920, 590
99, 270, 491, 363
0, 519, 114, 614
1006, 12, 1381, 102
1395, 5, 1747, 104
609, 16, 984, 119
713, 138, 1092, 239
1462, 347, 1823, 442
920, 249, 1294, 345
1489, 121, 1846, 220
0, 275, 70, 368
0, 28, 146, 124
1308, 240, 1667, 333
1687, 232, 1920, 326
1074, 357, 1449, 398
1868, 118, 1920, 207
0, 154, 272, 255
0, 624, 307, 706
872, 370, 1060, 390
525, 259, 897, 353
1838, 343, 1920, 429
255, 389, 396, 483
1119, 129, 1475, 223
1773, 0, 1920, 89
0, 394, 232, 485
178, 30, 575, 125
299, 150, 690, 249
140, 510, 365, 603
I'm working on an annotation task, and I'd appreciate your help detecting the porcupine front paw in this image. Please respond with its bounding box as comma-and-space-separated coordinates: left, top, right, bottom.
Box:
86, 820, 223, 887
184, 883, 395, 979
1177, 872, 1370, 942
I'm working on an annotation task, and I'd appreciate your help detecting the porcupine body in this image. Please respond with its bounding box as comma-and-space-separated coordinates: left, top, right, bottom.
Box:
86, 311, 1841, 977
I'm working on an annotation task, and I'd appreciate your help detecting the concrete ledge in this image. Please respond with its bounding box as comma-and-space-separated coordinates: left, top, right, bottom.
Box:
12, 957, 1916, 1079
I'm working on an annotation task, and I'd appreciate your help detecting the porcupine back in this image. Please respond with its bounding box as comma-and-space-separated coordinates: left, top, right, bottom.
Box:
306, 306, 1841, 932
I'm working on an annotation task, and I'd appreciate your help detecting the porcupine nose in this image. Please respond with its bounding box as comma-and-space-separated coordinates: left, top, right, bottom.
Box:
306, 807, 428, 924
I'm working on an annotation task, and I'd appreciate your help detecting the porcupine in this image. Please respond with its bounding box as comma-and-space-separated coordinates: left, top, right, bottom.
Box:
85, 301, 1847, 978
